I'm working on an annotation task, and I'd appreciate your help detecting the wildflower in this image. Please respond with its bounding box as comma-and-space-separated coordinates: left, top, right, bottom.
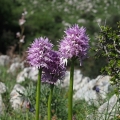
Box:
59, 24, 89, 65
20, 35, 25, 43
58, 24, 90, 120
42, 50, 66, 84
27, 37, 53, 69
27, 37, 53, 120
23, 8, 27, 15
19, 18, 26, 26
44, 51, 66, 120
16, 32, 21, 38
22, 9, 27, 16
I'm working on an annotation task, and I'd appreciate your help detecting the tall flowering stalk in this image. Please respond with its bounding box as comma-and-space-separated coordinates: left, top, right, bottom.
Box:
42, 50, 66, 120
27, 37, 53, 120
59, 24, 89, 120
17, 9, 27, 55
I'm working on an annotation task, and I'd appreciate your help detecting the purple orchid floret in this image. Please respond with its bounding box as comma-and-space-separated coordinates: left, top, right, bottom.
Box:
27, 37, 53, 69
59, 24, 89, 65
42, 50, 66, 84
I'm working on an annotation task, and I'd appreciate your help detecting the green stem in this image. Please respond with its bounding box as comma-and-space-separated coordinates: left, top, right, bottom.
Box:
68, 58, 75, 120
26, 111, 29, 120
19, 26, 24, 56
21, 25, 24, 36
35, 68, 42, 120
48, 84, 54, 120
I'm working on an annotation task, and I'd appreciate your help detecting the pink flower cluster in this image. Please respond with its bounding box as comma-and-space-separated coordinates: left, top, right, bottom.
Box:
42, 50, 66, 84
27, 37, 53, 69
59, 24, 89, 65
27, 37, 66, 84
27, 24, 89, 84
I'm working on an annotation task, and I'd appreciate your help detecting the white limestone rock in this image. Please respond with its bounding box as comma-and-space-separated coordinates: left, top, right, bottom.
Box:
84, 90, 99, 106
10, 84, 26, 98
7, 62, 23, 75
74, 75, 111, 106
87, 94, 120, 120
79, 77, 90, 88
11, 56, 21, 63
73, 79, 100, 106
28, 67, 38, 81
98, 94, 119, 116
10, 84, 29, 111
0, 94, 5, 114
0, 55, 10, 66
0, 82, 7, 94
16, 67, 38, 83
73, 70, 83, 89
59, 70, 86, 88
95, 75, 111, 99
74, 77, 90, 91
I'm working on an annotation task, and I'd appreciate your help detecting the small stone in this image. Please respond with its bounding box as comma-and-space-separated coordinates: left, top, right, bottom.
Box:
0, 82, 6, 94
0, 55, 10, 66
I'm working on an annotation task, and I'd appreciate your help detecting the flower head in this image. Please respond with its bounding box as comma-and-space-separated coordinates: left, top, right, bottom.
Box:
20, 35, 25, 43
59, 24, 89, 65
42, 50, 66, 84
27, 37, 53, 69
19, 18, 26, 26
16, 32, 21, 38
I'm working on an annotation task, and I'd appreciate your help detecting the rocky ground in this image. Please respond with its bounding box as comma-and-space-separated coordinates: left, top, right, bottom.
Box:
0, 55, 119, 119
